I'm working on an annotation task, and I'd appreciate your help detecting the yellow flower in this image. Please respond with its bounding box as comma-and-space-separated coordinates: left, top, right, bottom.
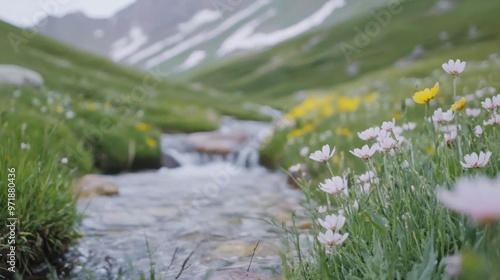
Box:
335, 127, 351, 136
427, 145, 435, 155
288, 129, 303, 139
86, 103, 97, 111
145, 138, 157, 148
56, 105, 64, 113
364, 92, 379, 104
393, 112, 402, 119
136, 122, 151, 131
338, 96, 361, 112
302, 123, 314, 133
413, 82, 439, 104
451, 97, 466, 111
320, 105, 334, 117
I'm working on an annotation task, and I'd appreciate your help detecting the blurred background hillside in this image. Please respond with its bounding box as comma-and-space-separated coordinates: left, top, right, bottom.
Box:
1, 0, 500, 170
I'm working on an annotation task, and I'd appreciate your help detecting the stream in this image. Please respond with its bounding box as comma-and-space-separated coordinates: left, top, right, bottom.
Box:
66, 118, 306, 280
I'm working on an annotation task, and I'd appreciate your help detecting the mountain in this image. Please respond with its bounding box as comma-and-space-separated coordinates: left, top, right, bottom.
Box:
187, 0, 500, 106
35, 0, 388, 74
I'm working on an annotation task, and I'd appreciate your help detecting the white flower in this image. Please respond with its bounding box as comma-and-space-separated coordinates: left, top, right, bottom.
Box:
288, 164, 302, 173
442, 59, 466, 76
437, 175, 500, 222
381, 118, 396, 132
493, 94, 500, 106
61, 157, 69, 164
319, 176, 347, 194
483, 113, 500, 126
444, 255, 462, 277
317, 214, 346, 231
358, 127, 380, 141
318, 206, 327, 213
357, 171, 378, 184
439, 124, 460, 133
21, 143, 31, 150
319, 130, 333, 142
361, 183, 371, 193
393, 126, 404, 135
474, 125, 483, 137
352, 200, 359, 210
299, 147, 310, 157
394, 134, 406, 145
350, 144, 378, 160
376, 129, 391, 142
465, 94, 476, 102
318, 229, 349, 246
402, 160, 410, 169
432, 108, 454, 124
475, 88, 487, 99
32, 98, 41, 106
377, 137, 397, 152
460, 151, 492, 169
309, 144, 335, 163
65, 110, 75, 119
402, 122, 417, 131
465, 108, 481, 118
444, 130, 457, 144
481, 97, 498, 110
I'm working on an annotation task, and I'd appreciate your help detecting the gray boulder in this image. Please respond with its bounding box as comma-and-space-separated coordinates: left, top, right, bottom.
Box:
73, 174, 119, 198
161, 152, 181, 168
0, 65, 44, 87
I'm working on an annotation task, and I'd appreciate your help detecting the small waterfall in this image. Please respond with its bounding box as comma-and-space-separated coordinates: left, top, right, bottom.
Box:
160, 117, 271, 168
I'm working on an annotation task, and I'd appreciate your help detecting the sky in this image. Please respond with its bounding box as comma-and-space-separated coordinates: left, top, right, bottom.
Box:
0, 0, 136, 27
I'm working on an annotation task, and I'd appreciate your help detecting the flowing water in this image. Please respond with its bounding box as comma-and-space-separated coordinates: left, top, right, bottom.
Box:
66, 118, 306, 279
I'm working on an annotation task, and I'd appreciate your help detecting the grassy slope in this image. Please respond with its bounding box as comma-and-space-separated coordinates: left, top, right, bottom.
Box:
189, 0, 500, 108
0, 21, 269, 173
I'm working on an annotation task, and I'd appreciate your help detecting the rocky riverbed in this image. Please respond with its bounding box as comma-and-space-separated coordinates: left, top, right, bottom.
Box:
69, 164, 305, 279
64, 118, 310, 280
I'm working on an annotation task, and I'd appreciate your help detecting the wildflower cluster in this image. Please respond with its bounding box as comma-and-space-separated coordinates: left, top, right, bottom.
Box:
282, 58, 500, 279
283, 92, 379, 139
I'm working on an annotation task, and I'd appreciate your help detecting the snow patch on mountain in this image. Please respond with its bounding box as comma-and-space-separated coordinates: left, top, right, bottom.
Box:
127, 33, 183, 65
126, 9, 221, 65
144, 0, 270, 68
218, 0, 345, 56
178, 10, 222, 33
178, 50, 207, 70
93, 29, 104, 38
110, 26, 148, 61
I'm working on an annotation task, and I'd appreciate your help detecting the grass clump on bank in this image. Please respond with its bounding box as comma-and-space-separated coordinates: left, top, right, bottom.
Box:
0, 101, 86, 277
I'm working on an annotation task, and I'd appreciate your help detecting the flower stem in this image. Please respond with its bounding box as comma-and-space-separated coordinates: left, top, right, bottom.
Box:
452, 76, 457, 100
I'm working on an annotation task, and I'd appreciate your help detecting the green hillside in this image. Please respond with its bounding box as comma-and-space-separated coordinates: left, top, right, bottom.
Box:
0, 20, 269, 173
189, 0, 500, 108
